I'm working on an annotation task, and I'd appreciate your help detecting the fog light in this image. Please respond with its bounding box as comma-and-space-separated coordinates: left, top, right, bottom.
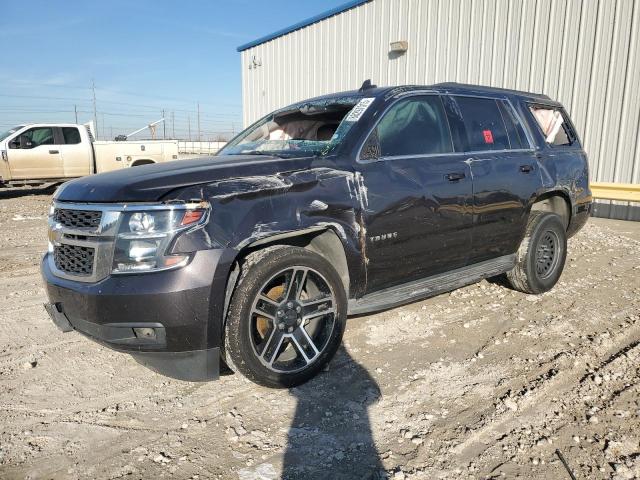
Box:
134, 327, 156, 339
128, 239, 159, 260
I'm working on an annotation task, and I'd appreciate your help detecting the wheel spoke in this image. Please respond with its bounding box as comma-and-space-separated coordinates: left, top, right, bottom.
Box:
290, 326, 319, 363
253, 295, 279, 319
285, 268, 307, 301
260, 328, 285, 365
301, 295, 335, 320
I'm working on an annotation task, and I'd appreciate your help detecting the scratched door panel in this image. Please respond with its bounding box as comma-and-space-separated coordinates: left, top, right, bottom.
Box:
357, 155, 473, 293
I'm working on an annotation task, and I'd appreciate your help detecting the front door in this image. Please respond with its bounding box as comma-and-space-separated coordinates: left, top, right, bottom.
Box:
449, 95, 541, 263
356, 94, 473, 293
7, 126, 64, 179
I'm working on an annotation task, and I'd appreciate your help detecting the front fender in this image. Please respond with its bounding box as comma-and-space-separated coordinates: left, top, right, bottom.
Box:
167, 167, 368, 297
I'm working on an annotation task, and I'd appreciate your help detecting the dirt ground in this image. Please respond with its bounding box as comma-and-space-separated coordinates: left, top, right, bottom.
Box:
0, 186, 639, 480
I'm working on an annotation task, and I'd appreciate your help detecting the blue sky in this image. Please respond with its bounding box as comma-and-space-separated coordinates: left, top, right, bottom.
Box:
0, 0, 347, 140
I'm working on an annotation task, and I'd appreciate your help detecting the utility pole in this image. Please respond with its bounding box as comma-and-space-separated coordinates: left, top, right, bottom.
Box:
171, 111, 175, 139
110, 126, 113, 140
74, 105, 78, 123
91, 79, 98, 140
161, 109, 166, 139
197, 102, 201, 142
188, 116, 191, 141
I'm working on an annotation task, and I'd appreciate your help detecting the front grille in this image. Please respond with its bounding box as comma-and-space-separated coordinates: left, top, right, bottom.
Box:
53, 244, 95, 276
54, 209, 102, 229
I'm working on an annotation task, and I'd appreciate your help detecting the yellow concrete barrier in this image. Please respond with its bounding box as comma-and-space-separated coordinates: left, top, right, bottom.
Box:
590, 182, 640, 203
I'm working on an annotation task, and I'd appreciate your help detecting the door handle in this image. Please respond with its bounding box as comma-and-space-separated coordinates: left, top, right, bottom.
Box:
49, 150, 59, 154
445, 172, 466, 182
520, 164, 534, 173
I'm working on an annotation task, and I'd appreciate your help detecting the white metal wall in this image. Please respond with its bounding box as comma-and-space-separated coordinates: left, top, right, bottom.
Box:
241, 0, 640, 219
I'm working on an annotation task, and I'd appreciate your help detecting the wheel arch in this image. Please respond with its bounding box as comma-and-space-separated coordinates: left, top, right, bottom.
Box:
221, 227, 351, 330
530, 189, 572, 229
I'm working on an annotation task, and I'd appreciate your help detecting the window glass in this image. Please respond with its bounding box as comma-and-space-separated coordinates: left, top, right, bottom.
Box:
498, 100, 528, 149
0, 125, 24, 142
22, 127, 54, 147
220, 95, 366, 158
62, 127, 82, 145
529, 105, 572, 146
454, 97, 510, 151
376, 96, 453, 157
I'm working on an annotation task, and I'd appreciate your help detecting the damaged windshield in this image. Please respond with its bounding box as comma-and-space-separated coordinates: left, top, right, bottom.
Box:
220, 96, 374, 158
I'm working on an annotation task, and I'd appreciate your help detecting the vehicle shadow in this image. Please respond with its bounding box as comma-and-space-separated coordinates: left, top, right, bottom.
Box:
0, 184, 59, 200
282, 346, 384, 479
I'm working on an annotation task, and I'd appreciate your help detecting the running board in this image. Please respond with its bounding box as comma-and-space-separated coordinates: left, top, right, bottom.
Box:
348, 254, 516, 315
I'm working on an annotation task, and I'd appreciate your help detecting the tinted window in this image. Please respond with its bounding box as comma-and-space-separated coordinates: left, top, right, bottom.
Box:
498, 100, 528, 149
529, 105, 573, 146
454, 97, 510, 151
376, 96, 453, 157
22, 127, 55, 147
62, 127, 81, 145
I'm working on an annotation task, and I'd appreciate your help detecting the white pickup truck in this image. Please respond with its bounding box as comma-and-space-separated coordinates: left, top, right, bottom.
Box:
0, 123, 217, 187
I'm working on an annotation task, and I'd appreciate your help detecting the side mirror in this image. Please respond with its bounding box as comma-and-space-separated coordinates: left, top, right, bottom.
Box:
8, 138, 20, 149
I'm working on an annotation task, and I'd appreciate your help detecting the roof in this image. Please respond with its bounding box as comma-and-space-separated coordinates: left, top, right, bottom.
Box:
434, 82, 552, 101
237, 0, 371, 52
271, 82, 556, 112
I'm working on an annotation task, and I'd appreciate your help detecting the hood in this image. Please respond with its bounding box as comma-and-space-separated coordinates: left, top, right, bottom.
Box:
55, 154, 318, 203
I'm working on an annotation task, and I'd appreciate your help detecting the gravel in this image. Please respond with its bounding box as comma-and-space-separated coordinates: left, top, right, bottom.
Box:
0, 187, 639, 479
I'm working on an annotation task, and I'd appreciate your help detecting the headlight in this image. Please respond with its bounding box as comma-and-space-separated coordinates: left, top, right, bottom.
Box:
112, 204, 209, 274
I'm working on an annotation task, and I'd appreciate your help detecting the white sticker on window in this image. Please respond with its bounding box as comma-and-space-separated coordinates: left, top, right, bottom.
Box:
345, 97, 375, 122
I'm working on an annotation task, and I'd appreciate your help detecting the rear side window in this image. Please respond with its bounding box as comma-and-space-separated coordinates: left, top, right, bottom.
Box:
62, 127, 81, 145
498, 101, 529, 149
529, 105, 573, 146
454, 96, 510, 151
376, 96, 453, 157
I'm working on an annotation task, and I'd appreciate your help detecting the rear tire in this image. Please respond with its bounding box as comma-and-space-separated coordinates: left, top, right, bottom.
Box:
504, 212, 567, 294
223, 245, 347, 388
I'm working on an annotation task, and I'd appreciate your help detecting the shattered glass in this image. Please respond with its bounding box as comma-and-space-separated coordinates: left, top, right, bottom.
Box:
220, 96, 372, 158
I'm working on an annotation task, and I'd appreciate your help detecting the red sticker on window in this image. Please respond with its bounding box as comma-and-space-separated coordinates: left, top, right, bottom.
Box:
483, 130, 494, 144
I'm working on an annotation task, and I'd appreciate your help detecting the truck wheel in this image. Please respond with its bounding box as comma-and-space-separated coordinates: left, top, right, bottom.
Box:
224, 245, 347, 388
505, 211, 567, 294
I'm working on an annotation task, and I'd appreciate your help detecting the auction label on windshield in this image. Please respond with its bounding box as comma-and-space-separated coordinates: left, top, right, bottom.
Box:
345, 97, 375, 122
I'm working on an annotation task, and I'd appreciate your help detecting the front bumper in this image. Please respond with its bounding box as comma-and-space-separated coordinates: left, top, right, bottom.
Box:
41, 248, 234, 381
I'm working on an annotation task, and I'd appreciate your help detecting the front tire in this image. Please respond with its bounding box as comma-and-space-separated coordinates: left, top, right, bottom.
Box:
224, 245, 347, 388
505, 212, 567, 294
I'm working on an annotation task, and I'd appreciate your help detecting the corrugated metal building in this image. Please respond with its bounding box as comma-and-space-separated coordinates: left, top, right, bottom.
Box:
238, 0, 640, 219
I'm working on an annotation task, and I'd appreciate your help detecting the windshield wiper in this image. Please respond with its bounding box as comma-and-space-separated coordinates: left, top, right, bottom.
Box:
237, 150, 298, 159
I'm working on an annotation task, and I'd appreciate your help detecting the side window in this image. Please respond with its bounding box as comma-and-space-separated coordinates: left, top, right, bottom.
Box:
62, 127, 82, 145
498, 100, 529, 149
454, 96, 510, 151
22, 127, 55, 148
529, 105, 573, 146
371, 96, 453, 158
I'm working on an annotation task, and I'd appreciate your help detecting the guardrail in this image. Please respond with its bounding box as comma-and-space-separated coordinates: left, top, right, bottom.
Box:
590, 182, 640, 203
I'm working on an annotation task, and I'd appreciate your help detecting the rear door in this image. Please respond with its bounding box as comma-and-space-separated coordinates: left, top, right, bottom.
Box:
356, 94, 473, 293
449, 95, 541, 263
6, 126, 64, 179
59, 126, 91, 177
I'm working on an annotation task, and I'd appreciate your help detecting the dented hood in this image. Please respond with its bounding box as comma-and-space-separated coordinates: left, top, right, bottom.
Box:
55, 154, 318, 203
